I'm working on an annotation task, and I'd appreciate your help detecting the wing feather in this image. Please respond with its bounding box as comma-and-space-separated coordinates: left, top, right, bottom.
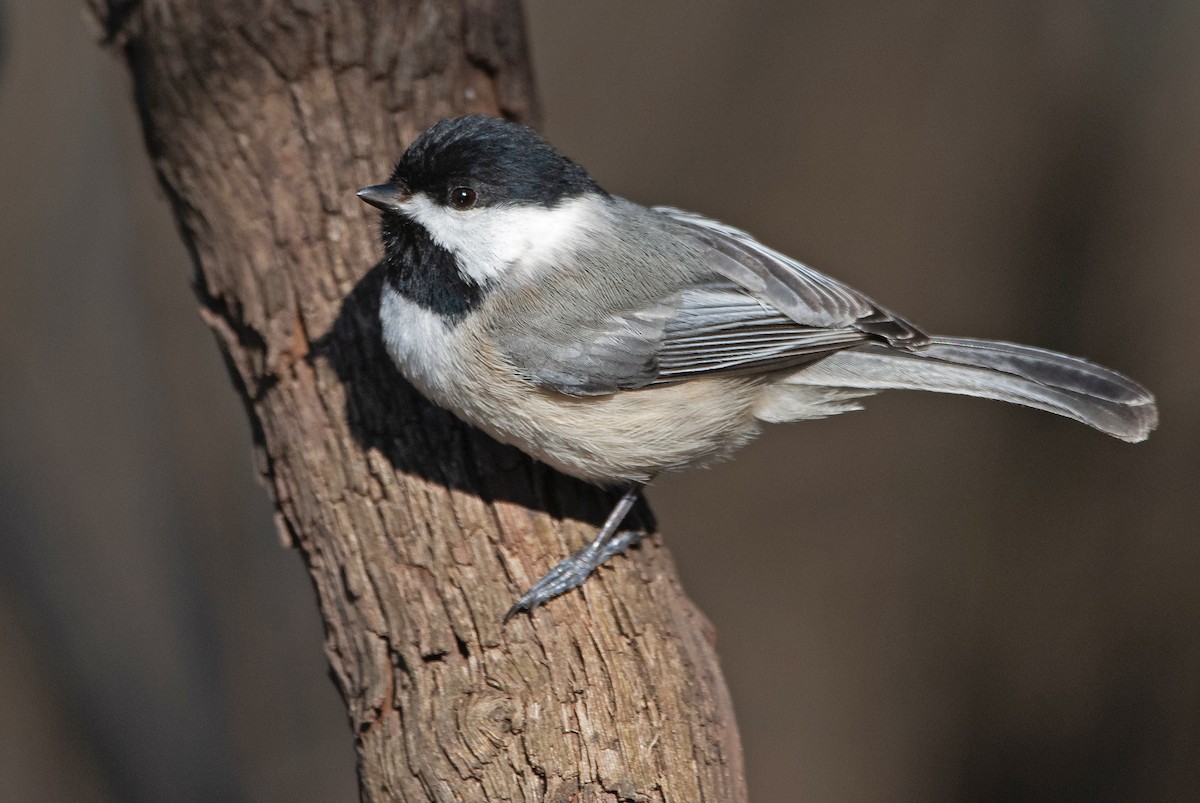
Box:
656, 206, 927, 346
653, 283, 865, 381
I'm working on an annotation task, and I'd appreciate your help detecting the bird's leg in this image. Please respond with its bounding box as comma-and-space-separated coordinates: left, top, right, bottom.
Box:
504, 483, 644, 620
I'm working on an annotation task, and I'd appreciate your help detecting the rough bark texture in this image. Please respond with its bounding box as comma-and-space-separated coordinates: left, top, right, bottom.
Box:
88, 2, 747, 800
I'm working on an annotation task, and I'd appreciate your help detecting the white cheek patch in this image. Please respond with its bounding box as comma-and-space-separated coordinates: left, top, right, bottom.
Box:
401, 193, 605, 285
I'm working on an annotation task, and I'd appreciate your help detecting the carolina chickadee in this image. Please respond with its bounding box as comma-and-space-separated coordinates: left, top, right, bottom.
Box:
358, 115, 1157, 620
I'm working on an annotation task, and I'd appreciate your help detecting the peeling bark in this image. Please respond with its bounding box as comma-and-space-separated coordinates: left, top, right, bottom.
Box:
88, 1, 747, 799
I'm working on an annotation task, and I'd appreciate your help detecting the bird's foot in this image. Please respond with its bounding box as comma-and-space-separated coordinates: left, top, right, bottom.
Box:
504, 530, 642, 621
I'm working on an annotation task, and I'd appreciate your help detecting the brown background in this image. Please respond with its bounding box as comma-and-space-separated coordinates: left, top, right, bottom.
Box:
1, 1, 1196, 801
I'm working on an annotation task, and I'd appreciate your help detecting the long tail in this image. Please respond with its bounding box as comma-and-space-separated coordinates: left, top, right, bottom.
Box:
778, 336, 1158, 442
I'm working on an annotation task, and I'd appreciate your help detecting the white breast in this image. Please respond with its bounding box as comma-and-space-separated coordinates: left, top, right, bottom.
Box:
379, 283, 469, 406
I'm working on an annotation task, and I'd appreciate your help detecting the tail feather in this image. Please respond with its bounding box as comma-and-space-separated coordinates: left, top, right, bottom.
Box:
777, 336, 1157, 442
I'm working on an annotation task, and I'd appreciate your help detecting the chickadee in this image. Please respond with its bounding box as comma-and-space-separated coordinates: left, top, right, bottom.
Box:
358, 114, 1157, 620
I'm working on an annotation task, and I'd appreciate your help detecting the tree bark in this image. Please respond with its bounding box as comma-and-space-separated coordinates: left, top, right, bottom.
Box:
89, 2, 747, 800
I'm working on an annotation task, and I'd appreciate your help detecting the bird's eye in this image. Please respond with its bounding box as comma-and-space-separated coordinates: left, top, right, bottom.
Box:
449, 187, 477, 210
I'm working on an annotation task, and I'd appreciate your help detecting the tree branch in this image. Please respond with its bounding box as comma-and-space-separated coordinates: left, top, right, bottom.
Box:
90, 1, 746, 799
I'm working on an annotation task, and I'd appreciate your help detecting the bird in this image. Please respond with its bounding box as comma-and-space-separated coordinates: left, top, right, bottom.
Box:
356, 114, 1157, 620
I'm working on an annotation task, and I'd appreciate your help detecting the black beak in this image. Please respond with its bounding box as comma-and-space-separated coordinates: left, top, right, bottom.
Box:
356, 182, 411, 212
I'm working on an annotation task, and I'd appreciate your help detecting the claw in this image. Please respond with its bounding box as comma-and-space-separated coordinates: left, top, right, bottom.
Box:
503, 484, 646, 621
503, 530, 643, 621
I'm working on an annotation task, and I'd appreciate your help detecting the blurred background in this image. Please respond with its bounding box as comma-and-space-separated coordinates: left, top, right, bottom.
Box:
1, 1, 1197, 800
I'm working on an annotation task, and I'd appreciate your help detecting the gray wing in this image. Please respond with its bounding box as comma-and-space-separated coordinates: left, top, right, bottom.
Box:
504, 276, 873, 396
653, 281, 870, 382
501, 298, 670, 396
655, 207, 928, 346
503, 209, 928, 397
